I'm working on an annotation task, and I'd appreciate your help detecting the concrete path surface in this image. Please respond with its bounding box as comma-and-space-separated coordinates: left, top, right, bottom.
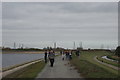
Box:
36, 56, 82, 78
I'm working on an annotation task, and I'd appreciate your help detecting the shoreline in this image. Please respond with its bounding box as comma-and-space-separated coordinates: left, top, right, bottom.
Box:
2, 58, 43, 72
2, 51, 60, 54
2, 59, 44, 78
2, 51, 44, 54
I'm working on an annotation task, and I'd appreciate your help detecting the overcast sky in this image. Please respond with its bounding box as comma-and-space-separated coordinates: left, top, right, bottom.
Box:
2, 2, 118, 49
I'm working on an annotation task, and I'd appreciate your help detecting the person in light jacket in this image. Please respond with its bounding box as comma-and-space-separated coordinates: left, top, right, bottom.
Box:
48, 50, 55, 67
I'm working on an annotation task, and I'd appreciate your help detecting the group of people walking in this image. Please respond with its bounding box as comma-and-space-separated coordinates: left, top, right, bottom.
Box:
61, 51, 72, 60
44, 50, 80, 67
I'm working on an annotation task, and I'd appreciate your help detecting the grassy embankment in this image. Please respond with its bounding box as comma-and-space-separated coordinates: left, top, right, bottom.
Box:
70, 51, 119, 78
97, 56, 120, 68
2, 61, 46, 79
2, 59, 43, 72
107, 55, 120, 61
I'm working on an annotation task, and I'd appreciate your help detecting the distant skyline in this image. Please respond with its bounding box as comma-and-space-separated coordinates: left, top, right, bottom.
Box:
2, 2, 118, 49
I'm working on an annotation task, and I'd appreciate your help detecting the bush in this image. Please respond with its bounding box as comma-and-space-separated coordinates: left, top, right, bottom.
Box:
115, 46, 120, 57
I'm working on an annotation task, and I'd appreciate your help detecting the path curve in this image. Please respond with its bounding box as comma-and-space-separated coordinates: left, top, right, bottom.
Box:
36, 56, 82, 78
94, 56, 120, 71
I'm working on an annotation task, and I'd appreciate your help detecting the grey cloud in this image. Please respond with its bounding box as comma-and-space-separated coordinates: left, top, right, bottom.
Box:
2, 2, 118, 49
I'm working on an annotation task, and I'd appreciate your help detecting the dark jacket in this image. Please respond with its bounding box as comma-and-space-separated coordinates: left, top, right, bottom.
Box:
48, 52, 55, 59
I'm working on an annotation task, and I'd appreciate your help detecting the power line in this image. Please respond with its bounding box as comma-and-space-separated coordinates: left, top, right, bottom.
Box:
73, 41, 75, 49
21, 44, 24, 48
54, 42, 56, 49
14, 42, 16, 49
101, 44, 104, 49
79, 42, 82, 48
19, 43, 21, 48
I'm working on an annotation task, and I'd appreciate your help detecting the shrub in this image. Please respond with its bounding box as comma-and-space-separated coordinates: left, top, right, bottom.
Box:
115, 46, 120, 57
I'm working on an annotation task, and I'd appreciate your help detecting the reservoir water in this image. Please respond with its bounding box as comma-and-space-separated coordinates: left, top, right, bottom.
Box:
101, 56, 118, 63
2, 53, 44, 68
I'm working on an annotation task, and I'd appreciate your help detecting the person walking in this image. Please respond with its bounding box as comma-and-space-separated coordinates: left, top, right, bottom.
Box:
65, 51, 68, 60
76, 50, 80, 57
48, 50, 55, 67
60, 50, 63, 55
62, 52, 65, 60
65, 51, 70, 60
69, 50, 72, 60
44, 50, 48, 63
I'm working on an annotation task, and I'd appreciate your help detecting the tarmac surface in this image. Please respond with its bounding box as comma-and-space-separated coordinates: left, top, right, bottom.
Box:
36, 56, 82, 78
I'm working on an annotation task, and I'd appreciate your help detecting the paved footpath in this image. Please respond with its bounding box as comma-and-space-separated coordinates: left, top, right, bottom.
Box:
36, 56, 82, 78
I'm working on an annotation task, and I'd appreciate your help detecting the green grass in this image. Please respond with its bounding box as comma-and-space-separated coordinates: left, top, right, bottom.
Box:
97, 56, 120, 68
2, 59, 42, 72
70, 51, 119, 78
3, 61, 46, 79
107, 55, 120, 61
81, 51, 118, 75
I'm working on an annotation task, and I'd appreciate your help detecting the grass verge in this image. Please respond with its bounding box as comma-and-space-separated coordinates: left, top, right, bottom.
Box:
2, 59, 43, 72
70, 51, 119, 78
107, 55, 120, 61
2, 61, 45, 79
97, 56, 120, 68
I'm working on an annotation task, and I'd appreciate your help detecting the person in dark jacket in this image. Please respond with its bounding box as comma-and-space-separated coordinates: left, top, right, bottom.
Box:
76, 50, 80, 56
44, 50, 48, 63
48, 50, 55, 67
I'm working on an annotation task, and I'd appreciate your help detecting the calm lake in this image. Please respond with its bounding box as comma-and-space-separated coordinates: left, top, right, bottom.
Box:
2, 53, 44, 68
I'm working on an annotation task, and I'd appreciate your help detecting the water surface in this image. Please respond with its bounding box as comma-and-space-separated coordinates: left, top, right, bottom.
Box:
102, 56, 118, 63
2, 53, 44, 68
